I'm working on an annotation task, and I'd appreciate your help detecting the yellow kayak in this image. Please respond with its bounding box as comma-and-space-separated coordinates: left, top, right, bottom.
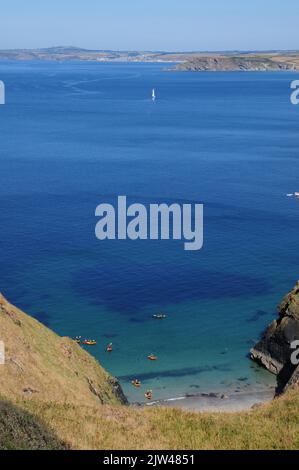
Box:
83, 339, 97, 346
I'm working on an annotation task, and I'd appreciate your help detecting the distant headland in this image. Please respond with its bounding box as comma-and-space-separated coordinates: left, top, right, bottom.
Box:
1, 46, 299, 71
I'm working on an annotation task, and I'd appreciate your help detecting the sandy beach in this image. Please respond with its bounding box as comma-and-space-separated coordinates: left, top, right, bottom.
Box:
143, 388, 276, 413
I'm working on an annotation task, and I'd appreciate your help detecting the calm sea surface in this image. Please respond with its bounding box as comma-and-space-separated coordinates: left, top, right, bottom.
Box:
1, 61, 299, 401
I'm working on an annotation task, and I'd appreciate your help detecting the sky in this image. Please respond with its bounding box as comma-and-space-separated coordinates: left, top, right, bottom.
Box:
0, 0, 298, 51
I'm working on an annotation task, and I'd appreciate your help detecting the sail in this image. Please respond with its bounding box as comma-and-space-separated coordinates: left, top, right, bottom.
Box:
152, 88, 155, 100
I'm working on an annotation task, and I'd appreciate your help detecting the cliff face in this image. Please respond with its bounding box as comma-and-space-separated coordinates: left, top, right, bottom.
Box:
0, 294, 127, 407
176, 55, 299, 72
251, 282, 299, 393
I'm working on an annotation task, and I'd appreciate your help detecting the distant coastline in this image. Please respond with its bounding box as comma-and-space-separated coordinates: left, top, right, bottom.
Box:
1, 46, 299, 71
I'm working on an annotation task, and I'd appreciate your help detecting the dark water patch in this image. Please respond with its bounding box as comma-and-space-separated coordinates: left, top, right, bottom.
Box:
101, 333, 119, 339
129, 317, 148, 324
119, 363, 231, 382
15, 302, 32, 312
0, 286, 29, 306
247, 309, 270, 323
33, 310, 51, 327
88, 300, 104, 307
72, 264, 270, 313
38, 293, 51, 301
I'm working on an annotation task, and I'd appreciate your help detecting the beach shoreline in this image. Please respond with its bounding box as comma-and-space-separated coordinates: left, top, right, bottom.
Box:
134, 387, 276, 413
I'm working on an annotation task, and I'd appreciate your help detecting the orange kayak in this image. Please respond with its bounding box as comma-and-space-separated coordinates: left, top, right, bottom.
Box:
83, 339, 97, 346
147, 354, 157, 361
131, 380, 141, 388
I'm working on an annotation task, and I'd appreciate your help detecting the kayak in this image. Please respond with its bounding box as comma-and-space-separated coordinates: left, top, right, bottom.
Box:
83, 339, 97, 346
131, 380, 141, 388
147, 354, 158, 361
145, 390, 153, 400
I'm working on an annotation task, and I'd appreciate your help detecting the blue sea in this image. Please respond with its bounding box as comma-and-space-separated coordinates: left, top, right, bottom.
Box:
1, 61, 299, 402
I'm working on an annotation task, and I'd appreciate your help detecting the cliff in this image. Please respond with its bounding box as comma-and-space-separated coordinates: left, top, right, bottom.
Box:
175, 54, 299, 72
250, 282, 299, 393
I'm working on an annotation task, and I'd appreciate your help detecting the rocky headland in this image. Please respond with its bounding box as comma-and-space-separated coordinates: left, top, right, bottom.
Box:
250, 281, 299, 394
175, 54, 299, 71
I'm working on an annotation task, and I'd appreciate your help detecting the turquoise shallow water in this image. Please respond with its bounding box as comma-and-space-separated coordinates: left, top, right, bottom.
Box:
1, 61, 299, 401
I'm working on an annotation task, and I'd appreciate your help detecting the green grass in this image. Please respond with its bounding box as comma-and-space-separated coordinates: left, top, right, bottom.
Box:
0, 399, 68, 450
1, 388, 299, 450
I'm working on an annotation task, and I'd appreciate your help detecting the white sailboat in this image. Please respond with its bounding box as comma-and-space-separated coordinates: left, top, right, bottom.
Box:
152, 88, 156, 101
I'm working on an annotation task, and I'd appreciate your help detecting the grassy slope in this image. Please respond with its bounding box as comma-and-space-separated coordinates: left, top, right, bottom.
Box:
8, 388, 298, 450
0, 294, 123, 407
1, 294, 299, 450
0, 399, 68, 450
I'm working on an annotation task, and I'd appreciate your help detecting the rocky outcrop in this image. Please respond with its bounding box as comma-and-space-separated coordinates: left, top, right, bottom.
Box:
283, 364, 299, 393
108, 377, 129, 405
250, 282, 299, 393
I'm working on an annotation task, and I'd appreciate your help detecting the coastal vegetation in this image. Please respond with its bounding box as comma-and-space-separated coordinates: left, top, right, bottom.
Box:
2, 388, 299, 450
1, 290, 299, 450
